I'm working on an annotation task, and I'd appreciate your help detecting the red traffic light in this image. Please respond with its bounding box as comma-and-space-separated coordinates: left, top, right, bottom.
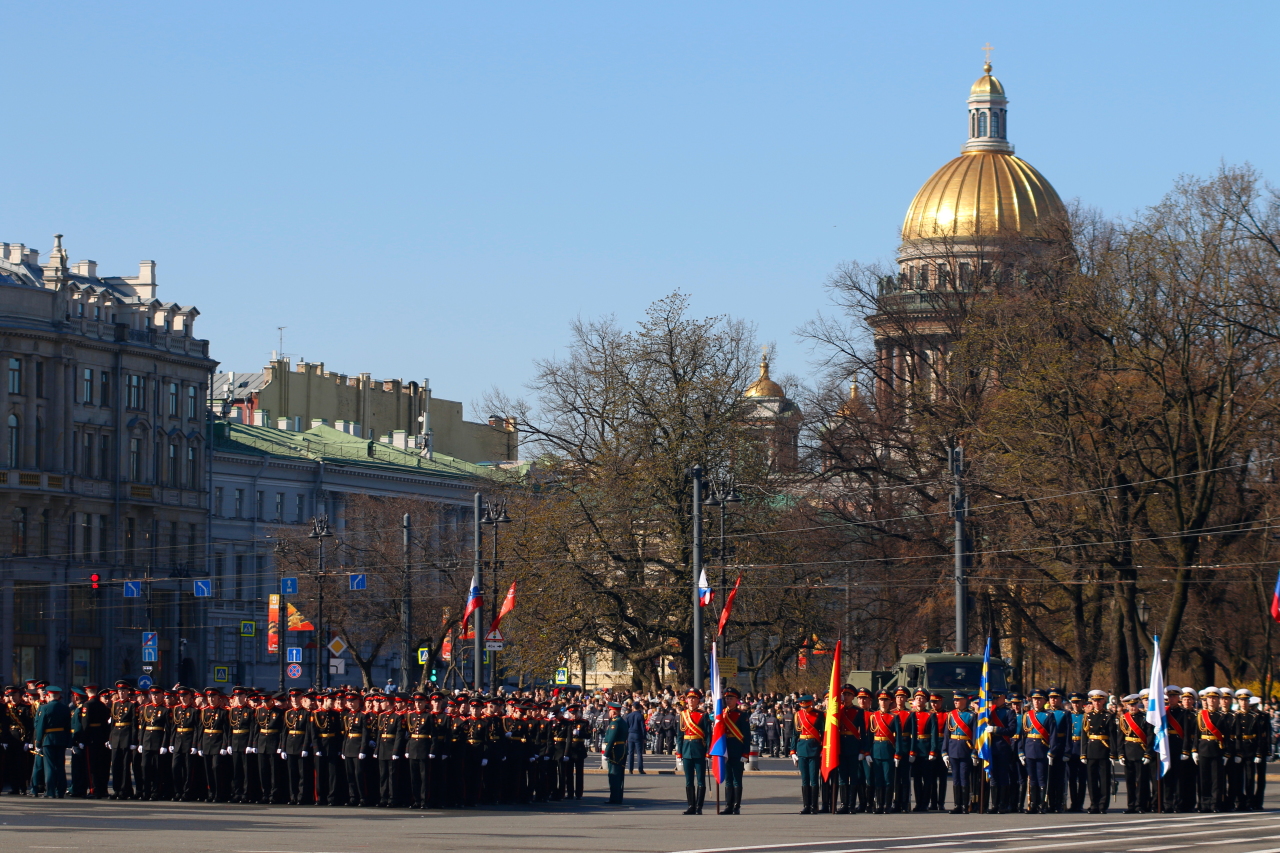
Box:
90, 573, 100, 589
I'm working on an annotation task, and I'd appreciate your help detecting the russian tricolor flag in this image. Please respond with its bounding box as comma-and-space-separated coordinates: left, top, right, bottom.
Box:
1270, 568, 1280, 623
462, 581, 483, 624
708, 642, 726, 784
698, 568, 714, 607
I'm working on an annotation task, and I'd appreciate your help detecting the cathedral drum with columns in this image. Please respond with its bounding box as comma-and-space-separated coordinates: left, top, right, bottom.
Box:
870, 59, 1068, 407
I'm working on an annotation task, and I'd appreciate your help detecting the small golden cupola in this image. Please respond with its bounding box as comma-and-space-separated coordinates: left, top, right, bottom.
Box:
744, 351, 786, 399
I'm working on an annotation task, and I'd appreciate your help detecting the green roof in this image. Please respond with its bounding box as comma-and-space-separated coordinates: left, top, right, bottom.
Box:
213, 422, 504, 481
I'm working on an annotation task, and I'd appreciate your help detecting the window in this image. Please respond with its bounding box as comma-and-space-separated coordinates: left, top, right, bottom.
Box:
81, 432, 93, 477
13, 583, 44, 633
8, 358, 21, 394
235, 554, 245, 599
34, 418, 42, 468
98, 434, 110, 478
94, 515, 106, 562
129, 438, 140, 481
296, 494, 305, 523
977, 111, 988, 137
917, 265, 929, 289
992, 111, 1001, 138
93, 305, 101, 321
37, 509, 48, 557
168, 521, 179, 568
79, 512, 91, 560
187, 386, 197, 419
70, 587, 96, 635
187, 523, 198, 569
11, 507, 26, 555
168, 442, 178, 486
7, 414, 19, 468
234, 488, 244, 519
168, 383, 179, 416
153, 439, 160, 484
100, 371, 111, 407
187, 446, 198, 488
33, 362, 43, 398
255, 490, 264, 521
126, 374, 143, 410
274, 492, 284, 522
124, 518, 136, 565
214, 486, 224, 517
82, 368, 93, 404
214, 554, 225, 597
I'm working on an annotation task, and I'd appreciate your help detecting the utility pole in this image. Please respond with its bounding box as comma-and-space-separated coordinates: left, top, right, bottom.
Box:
400, 513, 411, 693
692, 465, 704, 690
950, 446, 969, 655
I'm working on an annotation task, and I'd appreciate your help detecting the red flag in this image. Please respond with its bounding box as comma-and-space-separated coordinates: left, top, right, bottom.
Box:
717, 575, 742, 637
489, 582, 517, 633
821, 639, 843, 782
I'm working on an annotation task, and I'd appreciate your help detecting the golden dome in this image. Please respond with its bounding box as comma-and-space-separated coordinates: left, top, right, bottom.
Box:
970, 63, 1005, 97
901, 150, 1066, 242
744, 352, 785, 398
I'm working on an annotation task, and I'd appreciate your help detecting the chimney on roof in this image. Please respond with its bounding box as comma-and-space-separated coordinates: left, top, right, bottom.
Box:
136, 260, 156, 285
72, 260, 98, 277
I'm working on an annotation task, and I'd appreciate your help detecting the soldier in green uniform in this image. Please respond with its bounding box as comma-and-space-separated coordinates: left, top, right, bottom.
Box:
33, 686, 71, 798
69, 687, 88, 797
602, 702, 627, 804
789, 694, 823, 814
679, 688, 710, 815
867, 690, 903, 813
718, 687, 751, 814
562, 703, 589, 800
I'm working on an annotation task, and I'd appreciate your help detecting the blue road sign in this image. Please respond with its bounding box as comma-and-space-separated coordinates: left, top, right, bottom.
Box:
286, 663, 303, 679
286, 646, 302, 663
142, 648, 158, 662
137, 675, 153, 690
123, 581, 141, 598
418, 647, 430, 664
349, 573, 366, 591
213, 666, 229, 683
142, 632, 158, 648
193, 579, 212, 597
554, 668, 568, 685
281, 577, 298, 596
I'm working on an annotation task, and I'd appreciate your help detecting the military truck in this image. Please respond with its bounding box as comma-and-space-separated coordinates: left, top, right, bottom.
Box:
845, 650, 1010, 703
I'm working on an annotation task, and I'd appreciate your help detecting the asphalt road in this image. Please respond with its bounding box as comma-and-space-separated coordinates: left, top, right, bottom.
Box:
2, 760, 1277, 853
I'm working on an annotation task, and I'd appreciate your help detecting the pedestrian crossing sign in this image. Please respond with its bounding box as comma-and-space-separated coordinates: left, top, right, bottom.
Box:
240, 621, 256, 637
418, 647, 430, 664
554, 668, 568, 685
213, 666, 229, 683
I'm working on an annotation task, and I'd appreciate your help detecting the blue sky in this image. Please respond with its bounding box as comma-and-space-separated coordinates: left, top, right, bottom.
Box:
2, 2, 1275, 416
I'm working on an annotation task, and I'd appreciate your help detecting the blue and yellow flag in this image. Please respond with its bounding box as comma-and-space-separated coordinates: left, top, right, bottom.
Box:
974, 636, 993, 779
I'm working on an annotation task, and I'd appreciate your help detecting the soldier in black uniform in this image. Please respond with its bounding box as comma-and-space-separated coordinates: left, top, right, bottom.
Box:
1117, 694, 1153, 813
226, 688, 255, 804
108, 683, 137, 799
340, 692, 369, 807
563, 703, 588, 800
282, 688, 310, 804
137, 689, 169, 800
1080, 688, 1116, 814
81, 685, 110, 798
1161, 686, 1187, 812
309, 690, 344, 806
375, 692, 406, 807
1193, 687, 1232, 812
480, 698, 505, 804
427, 693, 452, 808
198, 688, 230, 802
405, 692, 432, 809
253, 691, 285, 804
1177, 687, 1200, 811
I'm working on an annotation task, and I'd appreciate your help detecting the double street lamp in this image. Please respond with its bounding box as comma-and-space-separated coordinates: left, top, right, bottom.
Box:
481, 499, 511, 693
308, 516, 335, 689
471, 493, 513, 693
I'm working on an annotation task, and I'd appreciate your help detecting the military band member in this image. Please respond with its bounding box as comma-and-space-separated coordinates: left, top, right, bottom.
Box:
1080, 688, 1116, 814
680, 688, 710, 815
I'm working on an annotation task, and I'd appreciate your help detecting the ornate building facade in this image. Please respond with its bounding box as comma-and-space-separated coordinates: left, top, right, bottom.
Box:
869, 61, 1068, 407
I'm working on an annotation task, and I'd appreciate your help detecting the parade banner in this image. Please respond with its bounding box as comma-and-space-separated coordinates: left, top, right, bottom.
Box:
821, 639, 842, 781
286, 601, 315, 631
267, 594, 280, 653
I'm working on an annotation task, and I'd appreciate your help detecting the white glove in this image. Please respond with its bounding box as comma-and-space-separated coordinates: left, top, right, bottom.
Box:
246, 747, 253, 754
740, 755, 749, 763
426, 754, 433, 759
1222, 756, 1229, 765
220, 748, 228, 756
481, 758, 488, 766
1256, 757, 1263, 764
1192, 752, 1200, 764
301, 750, 308, 758
908, 755, 916, 763
1019, 754, 1026, 765
358, 753, 366, 760
894, 758, 900, 767
129, 744, 137, 751
1234, 756, 1242, 764
561, 756, 569, 762
191, 747, 198, 755
391, 754, 398, 760
1080, 756, 1086, 764
942, 755, 951, 769
276, 748, 283, 755
71, 746, 80, 755
971, 755, 980, 766
1142, 756, 1150, 765
107, 742, 113, 749
1048, 753, 1056, 765
791, 754, 798, 765
197, 749, 204, 756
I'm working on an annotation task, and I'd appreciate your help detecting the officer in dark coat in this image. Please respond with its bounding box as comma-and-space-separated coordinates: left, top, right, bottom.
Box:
941, 692, 978, 814
1018, 688, 1058, 814
1080, 688, 1117, 814
69, 687, 89, 797
602, 702, 627, 804
33, 686, 72, 798
1192, 687, 1232, 812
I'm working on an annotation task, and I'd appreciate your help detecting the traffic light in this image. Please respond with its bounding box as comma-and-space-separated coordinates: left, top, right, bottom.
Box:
429, 666, 439, 683
90, 573, 101, 593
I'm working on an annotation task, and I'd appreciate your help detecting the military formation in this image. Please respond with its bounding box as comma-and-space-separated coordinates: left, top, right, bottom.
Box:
5, 680, 600, 807
791, 684, 1272, 815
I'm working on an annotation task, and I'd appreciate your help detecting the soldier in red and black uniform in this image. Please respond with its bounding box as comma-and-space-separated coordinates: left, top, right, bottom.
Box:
375, 692, 406, 807
339, 692, 369, 807
309, 690, 344, 806
252, 691, 285, 804
562, 703, 589, 801
107, 683, 137, 799
1192, 687, 1233, 812
226, 687, 255, 804
137, 688, 169, 800
281, 688, 310, 805
405, 692, 432, 809
167, 687, 199, 801
427, 693, 453, 808
198, 688, 230, 802
481, 697, 506, 804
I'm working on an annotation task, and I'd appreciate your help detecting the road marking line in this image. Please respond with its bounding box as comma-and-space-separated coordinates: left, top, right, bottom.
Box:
671, 812, 1261, 853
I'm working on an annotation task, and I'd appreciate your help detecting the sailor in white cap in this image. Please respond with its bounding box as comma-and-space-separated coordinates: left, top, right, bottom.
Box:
1192, 687, 1230, 812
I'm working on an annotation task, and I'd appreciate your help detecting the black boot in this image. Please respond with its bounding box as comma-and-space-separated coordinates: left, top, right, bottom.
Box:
732, 786, 741, 814
800, 785, 813, 814
683, 785, 697, 815
721, 787, 735, 814
696, 786, 706, 815
950, 785, 967, 814
836, 783, 851, 814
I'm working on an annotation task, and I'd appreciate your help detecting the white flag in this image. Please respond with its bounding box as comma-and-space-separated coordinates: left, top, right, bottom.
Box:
1147, 636, 1170, 777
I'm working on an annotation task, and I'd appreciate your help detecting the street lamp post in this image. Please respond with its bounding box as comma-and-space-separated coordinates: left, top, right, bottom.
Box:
702, 478, 741, 652
308, 516, 334, 689
274, 539, 289, 691
691, 465, 704, 690
480, 498, 511, 693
